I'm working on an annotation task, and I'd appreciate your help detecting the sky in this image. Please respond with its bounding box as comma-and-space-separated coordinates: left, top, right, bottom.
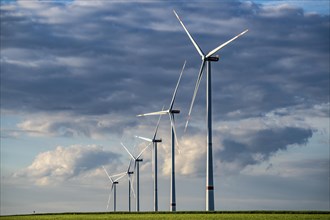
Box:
0, 0, 329, 215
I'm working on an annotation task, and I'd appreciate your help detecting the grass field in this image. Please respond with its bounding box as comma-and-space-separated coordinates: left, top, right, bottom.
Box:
1, 211, 329, 220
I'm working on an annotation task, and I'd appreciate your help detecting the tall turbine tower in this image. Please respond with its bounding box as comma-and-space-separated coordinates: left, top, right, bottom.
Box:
102, 166, 126, 211
137, 61, 186, 211
173, 10, 248, 211
121, 142, 150, 212
135, 112, 163, 211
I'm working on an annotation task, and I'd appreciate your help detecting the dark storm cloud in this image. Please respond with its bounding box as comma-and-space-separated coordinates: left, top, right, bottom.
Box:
218, 126, 313, 168
1, 1, 186, 117
0, 1, 329, 134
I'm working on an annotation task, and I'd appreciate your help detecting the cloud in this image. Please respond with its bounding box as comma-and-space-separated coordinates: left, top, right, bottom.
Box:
166, 103, 326, 176
156, 117, 314, 177
1, 1, 328, 213
14, 145, 121, 186
1, 0, 327, 176
15, 112, 137, 138
252, 158, 330, 179
160, 134, 208, 177
169, 125, 314, 177
1, 0, 328, 121
211, 104, 323, 173
219, 127, 313, 169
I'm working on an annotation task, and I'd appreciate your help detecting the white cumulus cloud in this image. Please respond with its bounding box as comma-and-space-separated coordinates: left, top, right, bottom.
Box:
14, 145, 121, 186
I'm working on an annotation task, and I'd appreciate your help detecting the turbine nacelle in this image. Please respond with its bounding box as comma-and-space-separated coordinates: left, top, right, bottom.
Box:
170, 109, 180, 114
153, 138, 162, 143
205, 56, 219, 62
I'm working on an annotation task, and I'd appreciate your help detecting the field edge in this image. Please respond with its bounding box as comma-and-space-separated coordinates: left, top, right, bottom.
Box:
1, 210, 330, 217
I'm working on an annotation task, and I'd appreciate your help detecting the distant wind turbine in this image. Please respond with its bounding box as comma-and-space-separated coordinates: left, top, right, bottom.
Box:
121, 142, 150, 212
135, 111, 163, 211
102, 166, 126, 212
173, 10, 248, 211
124, 159, 135, 212
137, 61, 186, 211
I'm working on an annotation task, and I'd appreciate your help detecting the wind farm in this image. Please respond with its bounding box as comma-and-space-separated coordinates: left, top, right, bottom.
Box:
137, 61, 186, 212
94, 9, 248, 212
1, 0, 329, 219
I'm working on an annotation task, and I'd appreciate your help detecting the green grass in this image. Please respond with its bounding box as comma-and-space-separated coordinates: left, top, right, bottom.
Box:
1, 211, 329, 220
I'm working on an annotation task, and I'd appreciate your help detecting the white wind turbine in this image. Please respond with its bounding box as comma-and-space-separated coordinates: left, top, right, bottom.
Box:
137, 61, 186, 211
124, 159, 136, 212
173, 10, 248, 211
135, 112, 163, 211
121, 142, 151, 212
102, 166, 126, 212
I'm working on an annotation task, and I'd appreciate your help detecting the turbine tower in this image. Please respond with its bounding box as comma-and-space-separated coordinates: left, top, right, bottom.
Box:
173, 10, 248, 211
102, 166, 126, 212
137, 61, 186, 211
135, 112, 163, 211
121, 142, 150, 212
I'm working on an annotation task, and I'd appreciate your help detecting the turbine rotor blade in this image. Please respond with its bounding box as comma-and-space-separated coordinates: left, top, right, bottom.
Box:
169, 113, 180, 149
137, 142, 152, 159
136, 136, 153, 143
111, 171, 126, 178
137, 110, 168, 117
169, 60, 186, 111
131, 171, 136, 197
133, 160, 137, 171
121, 142, 136, 160
113, 173, 126, 182
132, 161, 137, 182
111, 172, 127, 178
173, 10, 205, 58
102, 166, 113, 183
184, 60, 205, 132
128, 175, 136, 198
131, 161, 137, 192
206, 29, 248, 58
128, 158, 133, 172
152, 106, 164, 140
151, 145, 155, 175
107, 184, 113, 210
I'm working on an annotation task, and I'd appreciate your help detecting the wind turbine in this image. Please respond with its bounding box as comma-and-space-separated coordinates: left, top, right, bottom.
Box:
124, 159, 135, 212
121, 142, 151, 212
137, 61, 186, 211
102, 166, 126, 212
173, 10, 248, 211
135, 112, 163, 211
